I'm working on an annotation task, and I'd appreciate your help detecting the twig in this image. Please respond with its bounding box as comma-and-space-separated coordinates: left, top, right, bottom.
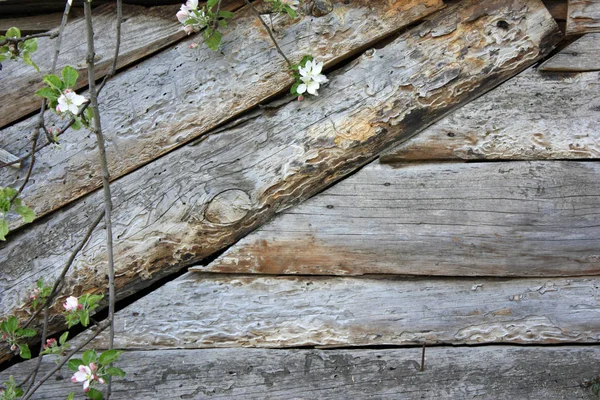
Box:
245, 0, 291, 68
212, 0, 223, 31
22, 307, 49, 396
21, 320, 111, 400
84, 2, 117, 398
0, 32, 57, 47
420, 342, 426, 372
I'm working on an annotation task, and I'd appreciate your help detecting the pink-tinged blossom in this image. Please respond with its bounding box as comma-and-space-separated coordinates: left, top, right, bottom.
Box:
296, 59, 328, 96
184, 25, 195, 35
176, 8, 190, 23
71, 365, 94, 392
44, 338, 57, 349
63, 296, 79, 312
56, 89, 86, 115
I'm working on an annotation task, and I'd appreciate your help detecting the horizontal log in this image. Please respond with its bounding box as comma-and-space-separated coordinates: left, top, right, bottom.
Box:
0, 0, 560, 362
0, 0, 444, 229
1, 346, 599, 399
380, 68, 600, 162
86, 273, 600, 349
566, 0, 600, 34
539, 33, 600, 71
0, 1, 183, 17
0, 9, 85, 34
194, 161, 600, 277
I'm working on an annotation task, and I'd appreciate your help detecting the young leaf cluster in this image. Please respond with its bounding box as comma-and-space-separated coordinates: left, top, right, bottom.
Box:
40, 331, 70, 357
68, 349, 126, 400
35, 66, 92, 130
265, 0, 299, 19
177, 0, 234, 51
0, 316, 36, 360
64, 294, 104, 328
0, 376, 23, 400
0, 27, 39, 72
30, 278, 52, 311
0, 187, 35, 241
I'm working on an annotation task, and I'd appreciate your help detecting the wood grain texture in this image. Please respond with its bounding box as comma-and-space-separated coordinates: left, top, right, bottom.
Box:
380, 68, 600, 162
543, 0, 569, 20
566, 0, 600, 34
0, 0, 560, 362
0, 3, 190, 128
540, 33, 600, 71
0, 0, 444, 229
195, 161, 600, 277
0, 9, 85, 34
0, 0, 184, 17
84, 273, 600, 348
1, 346, 599, 399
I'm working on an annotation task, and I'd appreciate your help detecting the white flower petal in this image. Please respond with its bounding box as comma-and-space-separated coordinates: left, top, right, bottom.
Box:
296, 83, 307, 94
307, 81, 319, 95
312, 62, 323, 75
187, 0, 198, 9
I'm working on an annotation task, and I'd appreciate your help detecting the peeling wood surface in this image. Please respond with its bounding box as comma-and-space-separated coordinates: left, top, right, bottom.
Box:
85, 273, 600, 348
195, 161, 600, 277
0, 0, 560, 362
540, 33, 600, 71
2, 346, 599, 399
567, 0, 600, 34
380, 68, 600, 162
0, 3, 198, 128
0, 0, 444, 228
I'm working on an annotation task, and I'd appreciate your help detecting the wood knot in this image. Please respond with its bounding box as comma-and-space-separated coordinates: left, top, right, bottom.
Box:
311, 0, 333, 17
204, 189, 252, 225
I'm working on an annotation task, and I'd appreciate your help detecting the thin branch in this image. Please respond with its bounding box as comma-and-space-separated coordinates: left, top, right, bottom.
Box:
21, 307, 49, 396
0, 32, 57, 47
84, 2, 117, 398
21, 320, 111, 400
245, 0, 291, 68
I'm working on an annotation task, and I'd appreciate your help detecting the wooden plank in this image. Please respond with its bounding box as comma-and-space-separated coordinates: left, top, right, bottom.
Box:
543, 0, 569, 20
0, 148, 20, 169
194, 161, 600, 277
0, 0, 560, 362
0, 2, 190, 128
380, 68, 600, 162
540, 33, 600, 71
0, 0, 445, 228
0, 9, 85, 34
1, 346, 599, 399
566, 0, 600, 34
0, 1, 183, 17
84, 273, 600, 348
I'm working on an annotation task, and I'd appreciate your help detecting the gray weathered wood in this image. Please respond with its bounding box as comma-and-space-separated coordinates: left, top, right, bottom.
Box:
194, 161, 600, 277
540, 33, 600, 71
85, 273, 600, 349
0, 1, 184, 17
0, 148, 20, 169
0, 2, 198, 128
0, 9, 85, 34
380, 68, 600, 162
0, 0, 560, 362
567, 0, 600, 34
0, 0, 444, 228
1, 346, 599, 399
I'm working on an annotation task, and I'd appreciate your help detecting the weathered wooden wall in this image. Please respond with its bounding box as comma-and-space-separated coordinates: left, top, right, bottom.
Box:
540, 33, 600, 71
566, 0, 600, 34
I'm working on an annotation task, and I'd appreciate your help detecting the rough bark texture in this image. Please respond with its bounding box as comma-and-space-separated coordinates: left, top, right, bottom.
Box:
0, 0, 444, 229
84, 273, 600, 349
567, 0, 600, 34
0, 0, 560, 362
539, 33, 600, 71
0, 3, 193, 128
195, 161, 600, 277
380, 68, 600, 162
1, 346, 599, 399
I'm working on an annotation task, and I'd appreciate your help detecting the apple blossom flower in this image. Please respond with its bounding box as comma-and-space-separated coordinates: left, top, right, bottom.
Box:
63, 296, 80, 312
56, 89, 86, 115
44, 338, 57, 349
296, 59, 328, 96
176, 8, 190, 23
29, 287, 40, 300
71, 364, 97, 392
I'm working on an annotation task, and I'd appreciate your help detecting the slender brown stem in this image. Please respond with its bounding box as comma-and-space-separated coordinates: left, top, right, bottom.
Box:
420, 342, 426, 372
84, 2, 117, 398
21, 320, 110, 400
21, 307, 49, 396
0, 32, 56, 47
245, 0, 291, 68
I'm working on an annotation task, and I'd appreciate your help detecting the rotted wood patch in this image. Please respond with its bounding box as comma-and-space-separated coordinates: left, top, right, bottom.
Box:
0, 2, 194, 128
2, 346, 599, 399
540, 33, 600, 71
0, 0, 559, 362
381, 67, 600, 162
85, 273, 600, 349
0, 0, 444, 230
196, 161, 600, 277
566, 0, 600, 34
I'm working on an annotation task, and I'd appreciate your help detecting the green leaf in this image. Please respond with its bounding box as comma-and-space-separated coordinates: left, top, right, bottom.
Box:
14, 205, 35, 223
18, 328, 37, 338
86, 387, 103, 400
80, 310, 90, 327
22, 52, 40, 72
36, 277, 44, 288
67, 358, 84, 371
204, 29, 222, 51
67, 392, 75, 400
207, 0, 218, 8
6, 316, 18, 333
43, 74, 64, 90
218, 10, 234, 19
106, 367, 126, 377
0, 320, 7, 333
6, 27, 21, 38
290, 82, 300, 96
82, 349, 97, 365
99, 349, 122, 365
71, 118, 82, 130
62, 66, 78, 88
0, 54, 7, 62
285, 7, 297, 19
23, 38, 37, 53
59, 331, 69, 345
35, 87, 59, 102
19, 344, 31, 359
0, 218, 8, 241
